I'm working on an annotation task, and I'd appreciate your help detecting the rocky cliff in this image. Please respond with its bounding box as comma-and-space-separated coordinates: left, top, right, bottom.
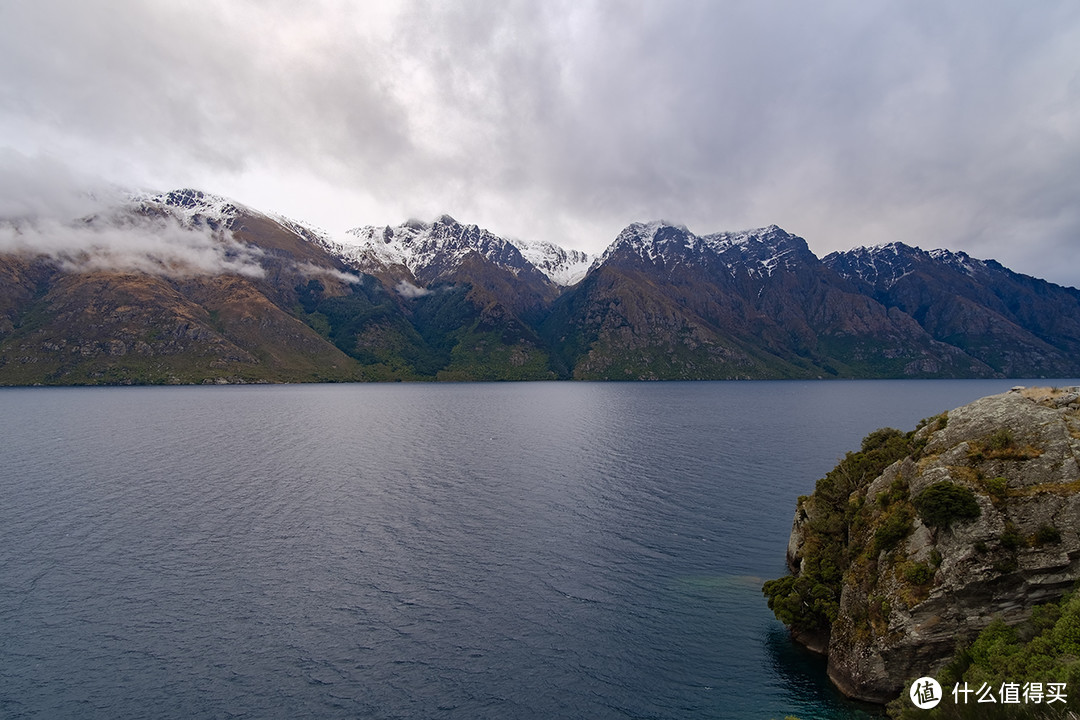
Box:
765, 387, 1080, 704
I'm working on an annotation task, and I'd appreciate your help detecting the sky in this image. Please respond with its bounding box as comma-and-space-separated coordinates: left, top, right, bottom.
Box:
2, 0, 1080, 287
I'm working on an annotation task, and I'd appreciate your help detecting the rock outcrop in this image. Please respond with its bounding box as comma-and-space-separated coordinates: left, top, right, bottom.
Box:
767, 387, 1080, 704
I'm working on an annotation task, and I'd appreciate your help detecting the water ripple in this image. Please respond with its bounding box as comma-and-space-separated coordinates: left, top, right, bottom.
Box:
0, 379, 1052, 719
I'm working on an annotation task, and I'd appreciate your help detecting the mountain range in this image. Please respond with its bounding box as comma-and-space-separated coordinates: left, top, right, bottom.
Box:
1, 188, 1078, 384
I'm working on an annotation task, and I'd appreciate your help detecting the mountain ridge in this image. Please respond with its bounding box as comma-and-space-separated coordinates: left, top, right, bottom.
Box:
1, 188, 1078, 384
825, 241, 1080, 377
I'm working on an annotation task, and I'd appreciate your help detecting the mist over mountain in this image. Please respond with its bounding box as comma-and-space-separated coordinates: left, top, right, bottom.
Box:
1, 189, 1077, 385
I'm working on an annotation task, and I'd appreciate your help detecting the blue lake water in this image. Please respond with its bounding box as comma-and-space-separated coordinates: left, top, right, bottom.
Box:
1, 379, 1074, 719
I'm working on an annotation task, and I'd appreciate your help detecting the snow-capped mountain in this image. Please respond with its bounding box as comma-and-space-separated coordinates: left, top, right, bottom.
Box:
593, 220, 696, 267
595, 221, 815, 279
509, 237, 593, 286
823, 241, 1080, 376
323, 214, 591, 288
129, 188, 244, 228
701, 224, 818, 277
337, 215, 525, 280
823, 242, 995, 290
551, 219, 994, 380
129, 194, 585, 289
131, 188, 333, 247
8, 185, 1080, 384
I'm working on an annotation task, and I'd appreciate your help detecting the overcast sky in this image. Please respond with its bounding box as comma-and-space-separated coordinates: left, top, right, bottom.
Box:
2, 1, 1079, 286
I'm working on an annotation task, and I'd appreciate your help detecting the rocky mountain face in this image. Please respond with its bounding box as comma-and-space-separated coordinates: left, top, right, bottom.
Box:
543, 223, 990, 379
2, 188, 1079, 384
825, 243, 1080, 377
315, 215, 569, 378
319, 215, 573, 312
767, 387, 1080, 704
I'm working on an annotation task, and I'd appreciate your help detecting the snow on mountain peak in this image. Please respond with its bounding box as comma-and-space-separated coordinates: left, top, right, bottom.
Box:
130, 188, 243, 229
129, 189, 334, 250
596, 221, 695, 266
598, 221, 808, 277
321, 216, 591, 286
823, 242, 920, 288
928, 247, 987, 276
509, 237, 594, 286
826, 242, 992, 288
701, 225, 810, 276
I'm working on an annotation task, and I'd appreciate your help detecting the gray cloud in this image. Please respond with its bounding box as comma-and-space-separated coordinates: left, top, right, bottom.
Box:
395, 280, 432, 298
295, 262, 362, 285
0, 215, 267, 279
0, 152, 370, 282
2, 1, 1079, 286
0, 149, 126, 220
0, 150, 265, 278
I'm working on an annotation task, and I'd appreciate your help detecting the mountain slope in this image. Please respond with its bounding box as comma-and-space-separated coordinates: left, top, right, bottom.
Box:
825, 242, 1080, 376
545, 223, 992, 379
0, 192, 564, 384
0, 191, 372, 383
312, 215, 564, 379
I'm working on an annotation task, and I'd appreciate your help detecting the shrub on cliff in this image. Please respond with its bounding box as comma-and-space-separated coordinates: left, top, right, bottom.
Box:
889, 589, 1080, 718
913, 481, 981, 528
764, 427, 916, 636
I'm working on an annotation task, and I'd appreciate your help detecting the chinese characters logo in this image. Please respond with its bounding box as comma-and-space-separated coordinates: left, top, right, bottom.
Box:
910, 677, 942, 709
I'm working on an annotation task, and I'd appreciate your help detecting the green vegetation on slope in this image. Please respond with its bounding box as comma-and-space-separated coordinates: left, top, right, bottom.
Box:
889, 589, 1080, 719
296, 279, 556, 381
763, 425, 926, 635
913, 481, 981, 528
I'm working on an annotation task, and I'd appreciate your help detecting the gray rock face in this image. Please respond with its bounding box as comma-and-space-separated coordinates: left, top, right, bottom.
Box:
785, 387, 1080, 703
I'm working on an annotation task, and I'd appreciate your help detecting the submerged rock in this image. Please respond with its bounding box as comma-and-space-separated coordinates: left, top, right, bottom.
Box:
766, 386, 1080, 704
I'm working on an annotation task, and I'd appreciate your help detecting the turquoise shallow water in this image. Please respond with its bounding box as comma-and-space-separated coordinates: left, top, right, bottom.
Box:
1, 379, 1071, 719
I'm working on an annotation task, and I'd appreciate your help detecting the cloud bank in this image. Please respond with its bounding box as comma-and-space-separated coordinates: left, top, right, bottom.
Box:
0, 216, 267, 279
0, 150, 268, 278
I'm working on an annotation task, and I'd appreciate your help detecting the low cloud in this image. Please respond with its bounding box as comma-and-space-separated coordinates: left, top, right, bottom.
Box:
0, 215, 267, 279
295, 261, 362, 285
395, 280, 431, 298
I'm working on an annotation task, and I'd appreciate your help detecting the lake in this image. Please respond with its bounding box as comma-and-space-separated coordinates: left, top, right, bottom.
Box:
1, 379, 1072, 719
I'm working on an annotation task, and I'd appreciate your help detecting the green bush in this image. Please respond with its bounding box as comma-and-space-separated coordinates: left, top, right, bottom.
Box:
1034, 524, 1062, 546
985, 476, 1009, 503
1000, 526, 1025, 551
891, 590, 1080, 718
873, 507, 915, 555
986, 427, 1015, 451
913, 481, 981, 527
903, 561, 934, 585
764, 426, 917, 635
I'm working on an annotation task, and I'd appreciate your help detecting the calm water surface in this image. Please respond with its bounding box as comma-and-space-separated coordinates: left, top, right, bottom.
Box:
1, 379, 1073, 719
